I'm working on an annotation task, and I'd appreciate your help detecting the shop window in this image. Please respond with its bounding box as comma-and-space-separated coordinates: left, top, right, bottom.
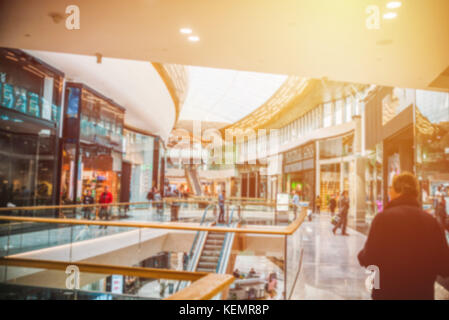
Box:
323, 102, 332, 128
335, 100, 343, 125
345, 97, 352, 122
415, 90, 449, 211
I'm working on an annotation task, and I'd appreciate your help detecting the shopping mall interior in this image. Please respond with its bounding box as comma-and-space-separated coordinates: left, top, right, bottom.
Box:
0, 0, 448, 301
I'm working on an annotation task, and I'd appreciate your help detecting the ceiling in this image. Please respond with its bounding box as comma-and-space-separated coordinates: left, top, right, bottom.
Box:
180, 65, 287, 123
24, 50, 176, 141
1, 0, 448, 92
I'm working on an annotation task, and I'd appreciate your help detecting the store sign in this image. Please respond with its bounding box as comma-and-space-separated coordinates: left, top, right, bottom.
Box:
0, 81, 59, 123
284, 158, 314, 173
285, 143, 315, 164
276, 193, 289, 212
285, 161, 303, 173
111, 275, 123, 294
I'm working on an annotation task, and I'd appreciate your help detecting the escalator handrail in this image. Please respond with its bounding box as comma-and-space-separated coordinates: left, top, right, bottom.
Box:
176, 204, 214, 292
187, 204, 214, 261
215, 206, 236, 274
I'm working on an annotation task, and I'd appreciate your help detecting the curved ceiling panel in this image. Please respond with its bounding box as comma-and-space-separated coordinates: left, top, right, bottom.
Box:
180, 66, 287, 123
25, 50, 176, 141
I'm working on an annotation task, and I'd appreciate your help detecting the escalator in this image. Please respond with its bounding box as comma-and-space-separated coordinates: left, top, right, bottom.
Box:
176, 206, 237, 293
185, 166, 202, 196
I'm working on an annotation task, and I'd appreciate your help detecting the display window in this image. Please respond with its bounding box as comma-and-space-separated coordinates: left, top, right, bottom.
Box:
0, 49, 63, 209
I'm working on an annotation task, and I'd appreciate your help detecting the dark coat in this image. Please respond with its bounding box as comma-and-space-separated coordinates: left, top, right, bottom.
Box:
329, 198, 337, 211
338, 197, 350, 217
358, 195, 449, 300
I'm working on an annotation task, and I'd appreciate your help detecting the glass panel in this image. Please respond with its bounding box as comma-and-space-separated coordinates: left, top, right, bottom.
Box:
345, 96, 352, 122
335, 100, 343, 125
323, 102, 332, 128
286, 221, 303, 299
415, 89, 449, 218
0, 49, 63, 126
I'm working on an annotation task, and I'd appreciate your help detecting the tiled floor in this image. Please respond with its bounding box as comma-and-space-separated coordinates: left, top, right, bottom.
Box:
291, 213, 372, 300
291, 213, 449, 300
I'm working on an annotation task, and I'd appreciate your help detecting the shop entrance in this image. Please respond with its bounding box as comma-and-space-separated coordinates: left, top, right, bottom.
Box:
319, 163, 340, 211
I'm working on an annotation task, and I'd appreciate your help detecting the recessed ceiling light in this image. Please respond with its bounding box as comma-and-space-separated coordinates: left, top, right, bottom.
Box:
180, 28, 192, 34
386, 1, 402, 9
188, 35, 200, 42
383, 12, 397, 19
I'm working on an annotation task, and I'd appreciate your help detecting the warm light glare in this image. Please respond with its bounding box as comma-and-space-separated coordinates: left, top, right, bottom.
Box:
387, 1, 402, 9
383, 12, 397, 19
188, 35, 200, 42
180, 28, 192, 34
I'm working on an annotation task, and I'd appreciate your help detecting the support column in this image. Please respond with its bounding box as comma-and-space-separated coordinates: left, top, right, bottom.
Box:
355, 157, 367, 225
315, 140, 320, 199
353, 115, 366, 226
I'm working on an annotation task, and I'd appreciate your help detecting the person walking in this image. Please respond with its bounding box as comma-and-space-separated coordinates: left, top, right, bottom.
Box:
218, 190, 225, 223
82, 189, 94, 220
329, 194, 337, 217
153, 187, 163, 215
332, 191, 349, 236
292, 191, 300, 219
315, 195, 321, 214
358, 172, 449, 300
436, 194, 448, 231
99, 186, 113, 229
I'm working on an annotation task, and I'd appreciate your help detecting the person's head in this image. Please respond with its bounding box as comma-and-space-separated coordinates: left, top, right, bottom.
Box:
389, 171, 419, 201
342, 191, 348, 198
104, 186, 108, 192
86, 189, 91, 196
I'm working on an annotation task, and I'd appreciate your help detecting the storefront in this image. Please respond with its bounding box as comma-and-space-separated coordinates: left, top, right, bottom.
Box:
415, 90, 449, 214
317, 133, 355, 211
60, 82, 125, 204
238, 162, 267, 198
123, 127, 166, 202
0, 48, 64, 208
283, 142, 315, 202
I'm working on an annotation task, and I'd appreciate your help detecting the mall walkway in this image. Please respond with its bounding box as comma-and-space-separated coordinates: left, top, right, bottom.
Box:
291, 214, 371, 300
291, 213, 449, 300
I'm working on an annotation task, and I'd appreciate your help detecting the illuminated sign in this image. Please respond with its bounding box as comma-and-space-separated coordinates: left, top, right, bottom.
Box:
276, 193, 289, 212
0, 82, 60, 123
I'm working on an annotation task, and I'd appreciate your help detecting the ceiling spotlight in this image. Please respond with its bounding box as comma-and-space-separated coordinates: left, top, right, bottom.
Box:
188, 35, 200, 42
386, 1, 402, 9
383, 12, 397, 19
180, 28, 192, 34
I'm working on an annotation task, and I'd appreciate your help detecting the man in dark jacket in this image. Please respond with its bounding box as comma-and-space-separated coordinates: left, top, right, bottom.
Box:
333, 191, 350, 236
358, 172, 449, 300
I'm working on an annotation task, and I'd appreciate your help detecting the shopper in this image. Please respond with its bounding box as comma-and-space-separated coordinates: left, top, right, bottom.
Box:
329, 194, 337, 216
218, 190, 225, 223
99, 186, 113, 229
332, 191, 349, 236
82, 189, 94, 220
146, 186, 155, 201
249, 268, 257, 278
434, 185, 443, 210
358, 172, 449, 300
153, 187, 163, 214
315, 195, 321, 214
436, 194, 448, 231
292, 191, 300, 219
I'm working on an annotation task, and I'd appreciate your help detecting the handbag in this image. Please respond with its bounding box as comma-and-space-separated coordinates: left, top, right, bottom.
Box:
331, 215, 340, 226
